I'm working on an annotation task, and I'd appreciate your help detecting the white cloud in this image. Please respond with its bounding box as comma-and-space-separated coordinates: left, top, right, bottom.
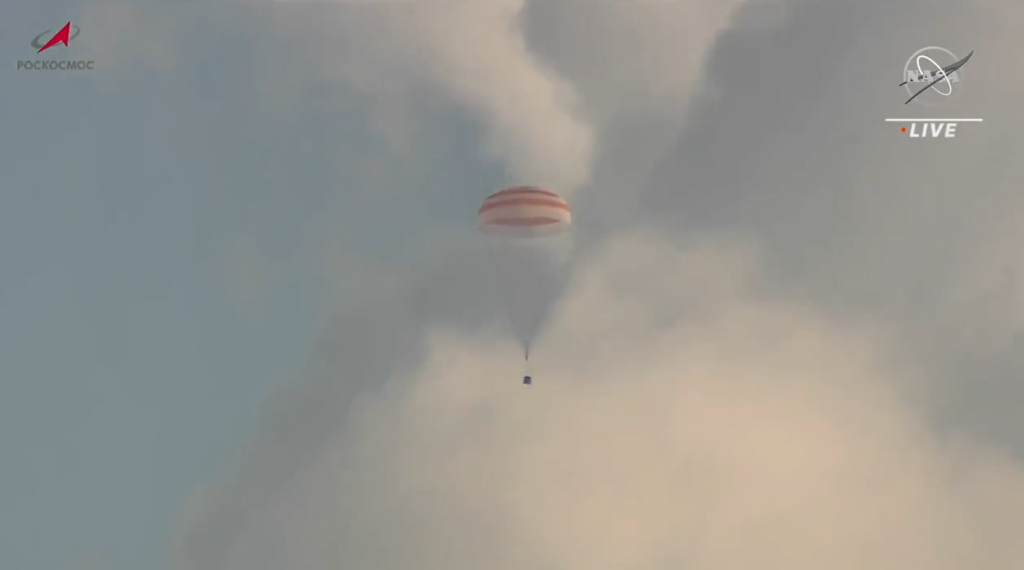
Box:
321, 1, 595, 198
181, 230, 1024, 570
167, 3, 1024, 568
516, 1, 758, 228
523, 1, 752, 126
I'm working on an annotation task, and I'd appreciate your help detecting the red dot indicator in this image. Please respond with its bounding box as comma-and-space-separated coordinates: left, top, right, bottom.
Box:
901, 127, 907, 133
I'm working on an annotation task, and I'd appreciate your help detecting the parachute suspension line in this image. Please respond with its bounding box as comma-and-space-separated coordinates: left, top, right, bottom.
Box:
478, 185, 572, 371
485, 242, 529, 358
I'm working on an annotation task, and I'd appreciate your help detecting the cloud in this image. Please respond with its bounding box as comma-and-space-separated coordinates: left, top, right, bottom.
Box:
177, 230, 1024, 570
522, 1, 751, 125
318, 1, 595, 198
516, 1, 758, 235
168, 1, 1024, 569
627, 0, 1024, 443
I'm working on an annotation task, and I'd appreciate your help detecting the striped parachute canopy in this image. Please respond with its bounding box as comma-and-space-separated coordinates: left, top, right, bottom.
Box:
477, 186, 572, 367
478, 186, 571, 238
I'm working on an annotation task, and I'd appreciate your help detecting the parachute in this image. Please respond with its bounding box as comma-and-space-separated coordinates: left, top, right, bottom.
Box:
478, 186, 572, 370
478, 186, 572, 239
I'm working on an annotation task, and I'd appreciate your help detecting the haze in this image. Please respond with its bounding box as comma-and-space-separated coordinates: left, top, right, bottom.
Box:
2, 2, 1023, 570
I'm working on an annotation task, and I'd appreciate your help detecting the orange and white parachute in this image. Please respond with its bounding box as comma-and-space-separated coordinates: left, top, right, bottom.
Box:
478, 186, 573, 367
478, 186, 571, 238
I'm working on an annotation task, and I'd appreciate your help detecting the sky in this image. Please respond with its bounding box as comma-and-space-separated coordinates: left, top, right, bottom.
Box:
2, 1, 1024, 569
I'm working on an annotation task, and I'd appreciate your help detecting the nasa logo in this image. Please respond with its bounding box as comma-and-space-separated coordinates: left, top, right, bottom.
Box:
901, 46, 970, 107
888, 45, 980, 139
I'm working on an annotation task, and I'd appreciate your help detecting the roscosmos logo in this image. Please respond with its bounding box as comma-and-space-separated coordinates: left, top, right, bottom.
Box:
17, 22, 95, 71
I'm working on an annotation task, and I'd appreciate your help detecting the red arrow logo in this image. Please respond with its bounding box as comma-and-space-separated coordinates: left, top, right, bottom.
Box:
36, 22, 72, 53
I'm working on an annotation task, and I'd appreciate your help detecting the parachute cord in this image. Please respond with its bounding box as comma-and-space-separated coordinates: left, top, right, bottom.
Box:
485, 242, 528, 358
